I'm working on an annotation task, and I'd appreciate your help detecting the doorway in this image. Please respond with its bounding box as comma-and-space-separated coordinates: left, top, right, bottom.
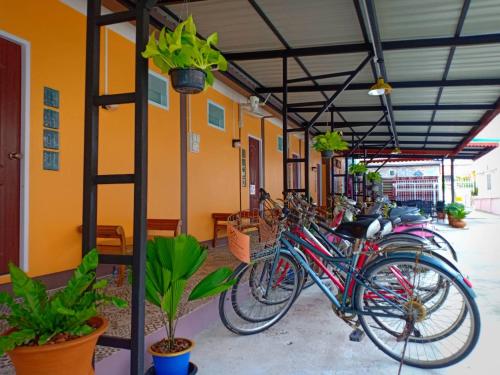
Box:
0, 36, 22, 274
248, 136, 261, 211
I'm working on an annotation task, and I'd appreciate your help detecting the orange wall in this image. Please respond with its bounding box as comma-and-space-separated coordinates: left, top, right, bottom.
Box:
0, 0, 323, 281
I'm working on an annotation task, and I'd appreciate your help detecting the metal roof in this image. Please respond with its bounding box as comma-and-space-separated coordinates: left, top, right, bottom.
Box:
113, 0, 500, 160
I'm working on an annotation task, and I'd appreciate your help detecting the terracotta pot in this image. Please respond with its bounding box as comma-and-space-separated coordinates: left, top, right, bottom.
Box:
451, 219, 466, 229
447, 213, 456, 225
437, 212, 446, 220
7, 316, 108, 375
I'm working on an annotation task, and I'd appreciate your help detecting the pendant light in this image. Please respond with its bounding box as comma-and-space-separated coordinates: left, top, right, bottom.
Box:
368, 77, 392, 96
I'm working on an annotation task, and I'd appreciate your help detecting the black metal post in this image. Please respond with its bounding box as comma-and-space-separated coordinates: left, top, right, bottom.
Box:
282, 56, 288, 196
82, 0, 101, 255
450, 158, 456, 202
441, 157, 446, 202
344, 157, 349, 197
180, 94, 188, 233
304, 127, 310, 199
130, 2, 155, 374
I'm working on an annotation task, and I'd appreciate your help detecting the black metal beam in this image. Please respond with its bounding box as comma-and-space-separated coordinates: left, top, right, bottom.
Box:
224, 33, 500, 61
309, 121, 478, 128
287, 70, 354, 84
257, 78, 500, 93
356, 140, 458, 145
307, 54, 372, 128
282, 57, 289, 194
424, 0, 471, 148
346, 115, 386, 156
340, 131, 468, 137
289, 104, 494, 112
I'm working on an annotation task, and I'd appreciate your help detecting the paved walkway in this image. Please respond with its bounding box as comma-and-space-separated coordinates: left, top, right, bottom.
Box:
191, 211, 499, 375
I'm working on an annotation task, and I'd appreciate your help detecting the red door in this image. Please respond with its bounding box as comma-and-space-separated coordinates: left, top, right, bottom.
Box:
248, 137, 261, 211
0, 37, 21, 274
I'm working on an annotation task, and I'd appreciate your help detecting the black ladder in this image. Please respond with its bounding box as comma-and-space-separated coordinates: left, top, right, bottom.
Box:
82, 1, 157, 374
282, 57, 310, 198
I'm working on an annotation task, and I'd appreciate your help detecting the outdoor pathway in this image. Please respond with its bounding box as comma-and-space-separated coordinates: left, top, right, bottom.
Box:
191, 211, 500, 375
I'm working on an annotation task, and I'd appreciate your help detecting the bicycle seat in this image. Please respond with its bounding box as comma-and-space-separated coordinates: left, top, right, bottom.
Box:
378, 218, 393, 237
334, 219, 381, 241
400, 214, 431, 225
357, 214, 382, 220
389, 206, 420, 218
389, 217, 402, 226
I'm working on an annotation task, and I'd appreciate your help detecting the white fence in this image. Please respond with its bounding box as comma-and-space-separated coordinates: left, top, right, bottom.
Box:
393, 177, 439, 204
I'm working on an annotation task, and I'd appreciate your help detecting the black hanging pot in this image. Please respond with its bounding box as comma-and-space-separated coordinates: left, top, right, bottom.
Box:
169, 68, 206, 94
321, 150, 334, 159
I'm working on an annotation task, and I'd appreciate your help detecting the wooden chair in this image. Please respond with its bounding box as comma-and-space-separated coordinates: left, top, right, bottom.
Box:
77, 225, 130, 286
147, 218, 182, 238
212, 213, 232, 248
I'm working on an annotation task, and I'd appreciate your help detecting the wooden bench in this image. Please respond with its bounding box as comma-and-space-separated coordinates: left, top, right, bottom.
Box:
147, 218, 182, 237
78, 225, 130, 286
212, 213, 232, 248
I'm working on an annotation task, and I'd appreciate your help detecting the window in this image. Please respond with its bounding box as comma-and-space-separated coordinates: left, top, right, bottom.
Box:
277, 135, 283, 152
208, 100, 225, 130
148, 71, 168, 109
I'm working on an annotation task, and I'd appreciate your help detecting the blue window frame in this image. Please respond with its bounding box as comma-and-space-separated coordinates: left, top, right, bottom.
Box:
277, 135, 283, 152
208, 100, 225, 130
148, 71, 169, 110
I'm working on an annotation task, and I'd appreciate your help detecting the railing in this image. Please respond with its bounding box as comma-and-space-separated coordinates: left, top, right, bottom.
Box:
392, 177, 439, 205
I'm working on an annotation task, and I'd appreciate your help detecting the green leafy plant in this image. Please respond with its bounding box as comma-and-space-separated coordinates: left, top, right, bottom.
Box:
312, 131, 348, 153
445, 202, 464, 216
348, 162, 368, 175
146, 235, 235, 352
449, 205, 470, 220
366, 171, 382, 183
142, 15, 228, 88
0, 249, 126, 355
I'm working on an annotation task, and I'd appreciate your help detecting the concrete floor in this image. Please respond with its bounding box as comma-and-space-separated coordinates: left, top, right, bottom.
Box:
191, 211, 500, 375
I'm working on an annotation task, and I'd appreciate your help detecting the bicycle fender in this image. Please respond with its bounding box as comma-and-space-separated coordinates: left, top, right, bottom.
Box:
372, 251, 476, 299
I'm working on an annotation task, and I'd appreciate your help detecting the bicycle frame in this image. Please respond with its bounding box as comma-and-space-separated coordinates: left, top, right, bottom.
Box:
278, 230, 408, 319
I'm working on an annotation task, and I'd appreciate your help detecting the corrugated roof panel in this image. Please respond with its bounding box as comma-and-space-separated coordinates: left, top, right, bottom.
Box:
275, 91, 327, 104
434, 110, 485, 121
425, 144, 456, 149
394, 111, 433, 121
334, 90, 381, 106
440, 86, 500, 104
385, 48, 449, 81
255, 0, 364, 48
237, 58, 304, 87
376, 0, 462, 40
461, 0, 500, 36
426, 136, 464, 142
298, 53, 374, 84
168, 0, 283, 52
447, 45, 500, 79
430, 125, 475, 133
398, 136, 426, 141
398, 127, 428, 134
342, 111, 385, 122
390, 88, 439, 105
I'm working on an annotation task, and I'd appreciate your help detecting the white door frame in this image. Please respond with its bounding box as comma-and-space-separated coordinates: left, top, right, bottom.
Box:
0, 29, 31, 271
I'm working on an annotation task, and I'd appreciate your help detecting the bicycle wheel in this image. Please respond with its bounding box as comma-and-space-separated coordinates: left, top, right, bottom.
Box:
354, 253, 480, 369
401, 227, 458, 261
218, 251, 303, 335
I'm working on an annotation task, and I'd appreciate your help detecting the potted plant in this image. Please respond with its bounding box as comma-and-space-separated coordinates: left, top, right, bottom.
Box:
0, 249, 126, 375
445, 202, 464, 225
145, 235, 235, 375
348, 162, 368, 176
448, 205, 470, 228
366, 171, 382, 185
142, 15, 228, 94
312, 131, 348, 159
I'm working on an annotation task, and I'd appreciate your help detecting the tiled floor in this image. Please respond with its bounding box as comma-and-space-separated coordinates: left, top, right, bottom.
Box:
0, 246, 240, 375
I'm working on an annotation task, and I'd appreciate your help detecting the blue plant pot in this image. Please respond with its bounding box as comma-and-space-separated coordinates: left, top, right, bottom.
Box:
148, 339, 195, 375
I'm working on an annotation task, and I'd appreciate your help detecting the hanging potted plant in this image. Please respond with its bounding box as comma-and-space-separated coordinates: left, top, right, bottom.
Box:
366, 171, 382, 185
142, 15, 228, 94
312, 131, 348, 159
145, 235, 235, 375
0, 249, 126, 375
348, 162, 368, 176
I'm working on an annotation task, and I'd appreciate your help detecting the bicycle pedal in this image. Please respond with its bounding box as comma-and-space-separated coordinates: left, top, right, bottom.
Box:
349, 328, 365, 342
